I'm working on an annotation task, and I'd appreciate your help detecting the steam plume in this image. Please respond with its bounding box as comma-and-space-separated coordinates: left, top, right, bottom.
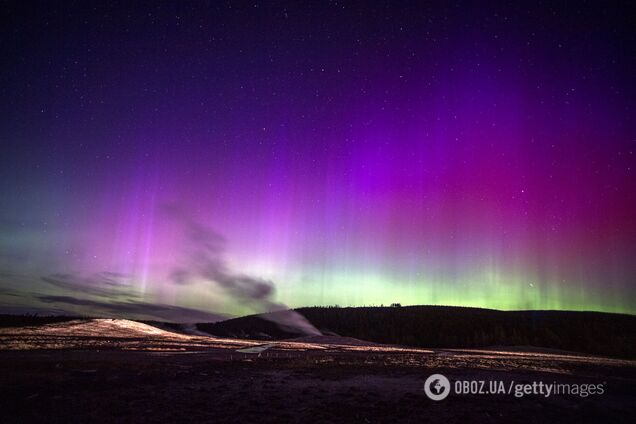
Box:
163, 205, 320, 336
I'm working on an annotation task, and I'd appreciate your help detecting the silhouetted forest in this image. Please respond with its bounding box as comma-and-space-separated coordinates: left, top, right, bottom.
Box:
198, 306, 636, 358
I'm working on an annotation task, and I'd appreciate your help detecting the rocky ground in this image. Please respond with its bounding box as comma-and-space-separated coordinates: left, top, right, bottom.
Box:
1, 319, 634, 423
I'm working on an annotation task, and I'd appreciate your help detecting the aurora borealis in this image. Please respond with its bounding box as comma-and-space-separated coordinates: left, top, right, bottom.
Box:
1, 1, 634, 320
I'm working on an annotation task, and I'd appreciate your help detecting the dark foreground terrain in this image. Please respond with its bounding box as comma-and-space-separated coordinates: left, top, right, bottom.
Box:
1, 319, 635, 423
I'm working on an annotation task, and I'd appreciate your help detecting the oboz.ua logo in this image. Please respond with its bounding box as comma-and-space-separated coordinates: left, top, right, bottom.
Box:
424, 374, 451, 400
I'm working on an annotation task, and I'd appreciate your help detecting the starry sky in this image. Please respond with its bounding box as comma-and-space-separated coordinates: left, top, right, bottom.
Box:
1, 1, 634, 321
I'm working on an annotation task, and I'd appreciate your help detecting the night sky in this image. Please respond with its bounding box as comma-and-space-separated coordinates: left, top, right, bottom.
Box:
1, 1, 634, 321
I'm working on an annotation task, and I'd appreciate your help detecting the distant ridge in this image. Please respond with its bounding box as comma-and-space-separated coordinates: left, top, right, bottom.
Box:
0, 314, 80, 328
197, 305, 636, 358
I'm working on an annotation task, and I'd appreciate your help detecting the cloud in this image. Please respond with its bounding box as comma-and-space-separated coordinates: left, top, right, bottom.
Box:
37, 271, 225, 322
37, 295, 225, 323
41, 272, 138, 299
0, 304, 69, 316
0, 287, 19, 297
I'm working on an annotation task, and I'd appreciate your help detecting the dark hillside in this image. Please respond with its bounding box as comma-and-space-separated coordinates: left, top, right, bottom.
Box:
198, 306, 636, 358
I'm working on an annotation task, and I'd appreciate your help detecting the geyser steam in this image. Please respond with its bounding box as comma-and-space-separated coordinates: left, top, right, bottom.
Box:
163, 205, 320, 336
